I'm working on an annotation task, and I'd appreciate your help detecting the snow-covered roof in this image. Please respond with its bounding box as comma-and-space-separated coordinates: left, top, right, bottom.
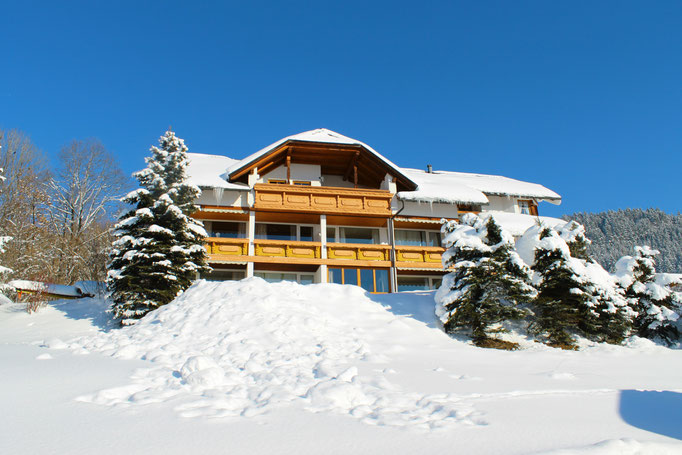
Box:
9, 280, 88, 297
185, 131, 561, 206
226, 128, 416, 188
186, 153, 249, 190
398, 169, 489, 205
398, 168, 561, 205
480, 211, 565, 237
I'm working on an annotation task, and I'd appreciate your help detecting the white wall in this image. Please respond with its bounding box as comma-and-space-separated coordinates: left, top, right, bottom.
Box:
484, 195, 517, 213
320, 174, 374, 189
196, 188, 246, 207
260, 164, 321, 184
397, 200, 459, 219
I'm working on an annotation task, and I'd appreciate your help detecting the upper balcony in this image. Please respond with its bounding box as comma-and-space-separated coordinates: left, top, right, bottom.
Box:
253, 183, 393, 217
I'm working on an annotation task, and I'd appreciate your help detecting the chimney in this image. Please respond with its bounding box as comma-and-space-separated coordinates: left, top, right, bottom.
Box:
427, 164, 433, 173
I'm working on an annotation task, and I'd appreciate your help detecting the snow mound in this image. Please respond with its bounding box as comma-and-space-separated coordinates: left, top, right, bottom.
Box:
68, 279, 481, 429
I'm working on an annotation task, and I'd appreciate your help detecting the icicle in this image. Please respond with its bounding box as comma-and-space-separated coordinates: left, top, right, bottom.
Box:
214, 187, 224, 205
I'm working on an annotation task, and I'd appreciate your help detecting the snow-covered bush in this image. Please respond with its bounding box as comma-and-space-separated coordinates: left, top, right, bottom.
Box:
614, 246, 680, 345
108, 130, 210, 325
520, 222, 631, 347
435, 214, 535, 347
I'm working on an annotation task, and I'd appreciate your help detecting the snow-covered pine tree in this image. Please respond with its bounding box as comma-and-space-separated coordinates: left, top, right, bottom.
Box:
615, 246, 680, 345
108, 130, 210, 325
525, 223, 631, 347
435, 214, 535, 347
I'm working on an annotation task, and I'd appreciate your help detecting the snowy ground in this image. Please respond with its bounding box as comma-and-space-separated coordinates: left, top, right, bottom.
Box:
1, 279, 681, 454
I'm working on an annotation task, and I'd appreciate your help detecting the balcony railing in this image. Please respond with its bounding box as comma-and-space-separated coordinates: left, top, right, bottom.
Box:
395, 245, 444, 268
327, 243, 391, 261
253, 183, 393, 216
205, 238, 444, 269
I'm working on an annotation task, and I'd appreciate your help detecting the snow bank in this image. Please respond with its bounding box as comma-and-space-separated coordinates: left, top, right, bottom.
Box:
68, 279, 481, 429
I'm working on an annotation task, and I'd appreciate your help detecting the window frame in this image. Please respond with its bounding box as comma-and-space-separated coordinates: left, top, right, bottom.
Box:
328, 267, 390, 293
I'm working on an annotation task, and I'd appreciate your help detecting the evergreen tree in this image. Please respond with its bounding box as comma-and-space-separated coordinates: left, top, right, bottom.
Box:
435, 214, 535, 346
108, 130, 209, 325
615, 246, 681, 345
565, 209, 682, 273
527, 223, 631, 347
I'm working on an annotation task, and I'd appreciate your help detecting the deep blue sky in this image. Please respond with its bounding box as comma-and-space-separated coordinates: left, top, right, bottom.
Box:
1, 1, 680, 217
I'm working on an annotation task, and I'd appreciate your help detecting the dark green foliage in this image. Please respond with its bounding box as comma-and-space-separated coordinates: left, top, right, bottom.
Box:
439, 216, 535, 344
564, 209, 682, 273
618, 247, 680, 345
530, 226, 631, 347
108, 131, 209, 325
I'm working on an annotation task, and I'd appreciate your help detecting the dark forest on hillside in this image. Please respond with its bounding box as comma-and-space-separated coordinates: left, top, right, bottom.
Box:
564, 209, 682, 273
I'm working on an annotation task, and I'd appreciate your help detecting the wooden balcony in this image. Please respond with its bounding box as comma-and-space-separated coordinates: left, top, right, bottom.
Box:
206, 238, 249, 259
327, 243, 391, 262
395, 245, 444, 269
205, 238, 444, 269
254, 239, 322, 259
253, 183, 393, 216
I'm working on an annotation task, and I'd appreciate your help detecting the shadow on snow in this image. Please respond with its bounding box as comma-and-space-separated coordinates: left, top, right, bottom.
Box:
619, 389, 682, 440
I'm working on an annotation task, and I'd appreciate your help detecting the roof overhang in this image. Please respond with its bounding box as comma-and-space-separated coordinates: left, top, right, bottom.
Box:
227, 134, 418, 192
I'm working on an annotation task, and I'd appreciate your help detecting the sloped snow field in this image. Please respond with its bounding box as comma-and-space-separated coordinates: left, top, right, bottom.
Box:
1, 278, 681, 454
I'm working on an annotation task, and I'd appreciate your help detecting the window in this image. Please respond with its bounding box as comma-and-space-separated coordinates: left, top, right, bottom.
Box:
292, 180, 311, 186
299, 226, 313, 242
268, 179, 287, 184
202, 269, 246, 281
328, 268, 389, 293
326, 226, 380, 244
458, 204, 481, 212
255, 272, 315, 284
518, 200, 538, 216
256, 223, 296, 241
394, 230, 441, 247
255, 223, 316, 242
397, 275, 442, 291
211, 222, 246, 238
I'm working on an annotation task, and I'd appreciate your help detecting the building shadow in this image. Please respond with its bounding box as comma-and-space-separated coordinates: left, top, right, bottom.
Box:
368, 290, 440, 329
619, 389, 682, 440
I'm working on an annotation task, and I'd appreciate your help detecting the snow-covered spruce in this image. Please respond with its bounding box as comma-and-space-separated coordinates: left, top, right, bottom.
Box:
435, 214, 535, 346
108, 130, 210, 325
615, 246, 681, 345
520, 222, 631, 347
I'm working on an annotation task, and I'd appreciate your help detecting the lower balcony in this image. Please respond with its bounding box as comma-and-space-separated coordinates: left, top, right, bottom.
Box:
395, 245, 444, 269
205, 238, 444, 269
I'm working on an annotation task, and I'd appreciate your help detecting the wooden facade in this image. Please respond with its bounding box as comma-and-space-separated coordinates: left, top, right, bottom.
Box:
253, 184, 393, 216
189, 129, 556, 292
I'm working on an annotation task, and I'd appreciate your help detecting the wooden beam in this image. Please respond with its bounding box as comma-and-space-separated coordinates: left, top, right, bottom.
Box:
354, 164, 358, 188
344, 151, 360, 181
286, 149, 291, 183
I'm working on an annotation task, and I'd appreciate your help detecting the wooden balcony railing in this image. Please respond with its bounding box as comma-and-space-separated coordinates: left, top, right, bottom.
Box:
395, 245, 444, 268
206, 237, 249, 257
205, 238, 444, 269
254, 239, 322, 259
253, 183, 393, 216
327, 243, 391, 262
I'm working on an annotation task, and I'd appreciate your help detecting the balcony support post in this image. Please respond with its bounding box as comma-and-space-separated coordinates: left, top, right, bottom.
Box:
319, 214, 328, 282
388, 217, 397, 293
246, 210, 255, 277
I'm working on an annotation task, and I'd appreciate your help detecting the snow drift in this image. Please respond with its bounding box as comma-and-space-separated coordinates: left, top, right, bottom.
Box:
67, 279, 482, 429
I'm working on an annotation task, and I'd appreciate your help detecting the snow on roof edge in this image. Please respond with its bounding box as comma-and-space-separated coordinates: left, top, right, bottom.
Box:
225, 128, 418, 189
